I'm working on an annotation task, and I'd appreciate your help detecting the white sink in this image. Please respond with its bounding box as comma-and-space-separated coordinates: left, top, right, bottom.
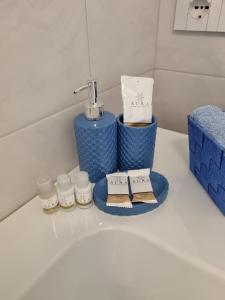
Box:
20, 229, 225, 300
1, 129, 225, 300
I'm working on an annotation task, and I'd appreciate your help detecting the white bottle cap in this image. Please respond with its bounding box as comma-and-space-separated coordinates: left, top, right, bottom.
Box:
37, 175, 54, 198
76, 171, 89, 189
57, 174, 71, 191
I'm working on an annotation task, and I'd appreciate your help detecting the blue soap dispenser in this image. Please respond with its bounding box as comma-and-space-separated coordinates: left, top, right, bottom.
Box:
73, 80, 117, 183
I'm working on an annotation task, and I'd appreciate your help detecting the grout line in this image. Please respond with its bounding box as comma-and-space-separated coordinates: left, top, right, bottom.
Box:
134, 68, 155, 77
185, 1, 189, 29
0, 96, 88, 140
0, 89, 113, 141
1, 66, 223, 142
99, 68, 155, 94
153, 0, 161, 78
0, 69, 154, 141
0, 199, 32, 223
155, 67, 225, 80
84, 0, 92, 78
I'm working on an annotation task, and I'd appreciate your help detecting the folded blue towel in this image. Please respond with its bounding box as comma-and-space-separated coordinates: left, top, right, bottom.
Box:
190, 105, 225, 150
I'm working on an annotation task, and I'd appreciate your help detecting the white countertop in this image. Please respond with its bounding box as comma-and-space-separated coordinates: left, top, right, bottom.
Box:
0, 128, 225, 299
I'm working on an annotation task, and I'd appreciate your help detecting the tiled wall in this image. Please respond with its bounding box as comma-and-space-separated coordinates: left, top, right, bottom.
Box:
0, 0, 158, 220
154, 0, 225, 133
4, 0, 224, 220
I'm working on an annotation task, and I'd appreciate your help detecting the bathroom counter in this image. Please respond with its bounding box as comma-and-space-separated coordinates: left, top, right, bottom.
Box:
1, 128, 225, 299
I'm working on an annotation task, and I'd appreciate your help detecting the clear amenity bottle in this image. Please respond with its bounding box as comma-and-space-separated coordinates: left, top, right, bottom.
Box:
56, 174, 76, 211
37, 175, 59, 214
75, 171, 93, 208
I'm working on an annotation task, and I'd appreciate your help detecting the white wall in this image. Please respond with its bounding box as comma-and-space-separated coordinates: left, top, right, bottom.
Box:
154, 0, 225, 133
0, 0, 158, 221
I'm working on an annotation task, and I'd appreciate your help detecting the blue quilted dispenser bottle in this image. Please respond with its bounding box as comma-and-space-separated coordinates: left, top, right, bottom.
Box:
73, 80, 117, 183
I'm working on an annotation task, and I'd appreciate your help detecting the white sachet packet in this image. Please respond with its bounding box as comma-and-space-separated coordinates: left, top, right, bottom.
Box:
121, 76, 154, 124
128, 169, 157, 204
106, 172, 132, 208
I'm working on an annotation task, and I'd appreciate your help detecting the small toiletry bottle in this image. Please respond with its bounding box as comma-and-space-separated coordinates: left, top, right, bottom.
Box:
75, 171, 93, 208
56, 174, 76, 211
73, 80, 117, 183
37, 175, 59, 214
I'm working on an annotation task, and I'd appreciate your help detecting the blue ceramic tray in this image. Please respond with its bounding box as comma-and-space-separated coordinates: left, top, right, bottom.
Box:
93, 171, 169, 216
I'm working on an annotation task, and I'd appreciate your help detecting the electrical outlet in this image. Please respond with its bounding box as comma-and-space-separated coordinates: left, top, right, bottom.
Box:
189, 0, 211, 20
174, 0, 225, 32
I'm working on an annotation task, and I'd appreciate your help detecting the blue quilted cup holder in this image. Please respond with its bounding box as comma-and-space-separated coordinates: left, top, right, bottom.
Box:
117, 114, 157, 171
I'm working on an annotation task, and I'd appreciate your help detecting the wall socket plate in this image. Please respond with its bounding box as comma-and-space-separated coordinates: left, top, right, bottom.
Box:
174, 0, 225, 32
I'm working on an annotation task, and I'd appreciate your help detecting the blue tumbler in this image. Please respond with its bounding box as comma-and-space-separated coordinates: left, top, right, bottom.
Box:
73, 80, 117, 183
117, 114, 157, 171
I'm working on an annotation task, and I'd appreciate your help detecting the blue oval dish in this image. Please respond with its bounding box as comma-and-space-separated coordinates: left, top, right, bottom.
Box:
93, 171, 169, 216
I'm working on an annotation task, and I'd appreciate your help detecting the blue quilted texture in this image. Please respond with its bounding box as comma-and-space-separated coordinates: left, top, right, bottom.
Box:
74, 112, 117, 183
188, 116, 225, 215
117, 114, 157, 171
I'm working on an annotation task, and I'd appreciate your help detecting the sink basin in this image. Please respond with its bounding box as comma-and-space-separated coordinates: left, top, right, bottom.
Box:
20, 229, 225, 300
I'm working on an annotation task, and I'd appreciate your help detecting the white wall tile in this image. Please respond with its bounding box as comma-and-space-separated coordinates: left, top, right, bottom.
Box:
0, 102, 83, 221
154, 70, 225, 133
100, 86, 122, 117
156, 0, 225, 77
86, 0, 159, 91
0, 0, 159, 221
0, 0, 90, 137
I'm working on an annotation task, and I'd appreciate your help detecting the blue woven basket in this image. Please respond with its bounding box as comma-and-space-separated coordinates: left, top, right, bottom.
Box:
188, 116, 225, 215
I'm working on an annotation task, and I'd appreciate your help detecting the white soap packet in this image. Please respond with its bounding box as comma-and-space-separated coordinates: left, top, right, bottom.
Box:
128, 169, 157, 204
121, 76, 154, 124
106, 172, 132, 208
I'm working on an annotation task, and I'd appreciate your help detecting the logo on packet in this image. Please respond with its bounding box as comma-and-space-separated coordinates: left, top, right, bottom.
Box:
131, 93, 150, 108
109, 176, 128, 186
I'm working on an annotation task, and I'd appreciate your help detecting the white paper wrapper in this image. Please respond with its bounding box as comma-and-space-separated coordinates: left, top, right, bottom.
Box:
128, 169, 157, 204
106, 172, 129, 195
121, 76, 154, 124
128, 169, 153, 194
106, 172, 132, 208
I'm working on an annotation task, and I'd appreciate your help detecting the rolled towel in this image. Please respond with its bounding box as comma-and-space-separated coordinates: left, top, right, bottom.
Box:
190, 105, 225, 150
